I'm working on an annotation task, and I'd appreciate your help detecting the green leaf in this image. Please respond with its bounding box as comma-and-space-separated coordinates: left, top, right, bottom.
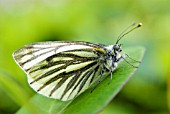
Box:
0, 70, 30, 106
16, 46, 145, 114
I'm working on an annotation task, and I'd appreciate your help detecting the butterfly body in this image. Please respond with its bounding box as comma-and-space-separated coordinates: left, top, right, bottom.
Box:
12, 23, 142, 101
13, 41, 124, 101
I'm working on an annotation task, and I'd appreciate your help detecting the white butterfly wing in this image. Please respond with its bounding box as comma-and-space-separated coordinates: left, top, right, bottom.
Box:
13, 41, 107, 101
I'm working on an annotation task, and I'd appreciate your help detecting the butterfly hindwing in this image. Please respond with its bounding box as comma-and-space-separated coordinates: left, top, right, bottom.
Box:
13, 41, 107, 101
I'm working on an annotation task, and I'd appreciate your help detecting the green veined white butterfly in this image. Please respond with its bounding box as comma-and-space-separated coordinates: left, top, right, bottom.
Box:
12, 23, 142, 101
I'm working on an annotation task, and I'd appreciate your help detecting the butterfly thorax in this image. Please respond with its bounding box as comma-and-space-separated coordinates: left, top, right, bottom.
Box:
100, 44, 122, 71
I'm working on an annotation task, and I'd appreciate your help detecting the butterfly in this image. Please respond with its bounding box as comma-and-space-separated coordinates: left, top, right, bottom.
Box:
12, 23, 142, 101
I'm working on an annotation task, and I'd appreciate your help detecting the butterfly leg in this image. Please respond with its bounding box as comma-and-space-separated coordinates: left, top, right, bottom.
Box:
108, 69, 113, 85
120, 53, 139, 68
124, 53, 141, 63
107, 62, 114, 85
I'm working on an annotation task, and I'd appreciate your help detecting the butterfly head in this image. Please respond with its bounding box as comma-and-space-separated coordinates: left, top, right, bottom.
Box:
113, 44, 122, 54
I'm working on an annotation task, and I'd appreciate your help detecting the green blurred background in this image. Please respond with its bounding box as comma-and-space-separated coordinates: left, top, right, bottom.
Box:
0, 0, 170, 114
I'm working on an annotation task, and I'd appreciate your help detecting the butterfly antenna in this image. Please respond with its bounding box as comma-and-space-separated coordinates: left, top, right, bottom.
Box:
116, 22, 142, 44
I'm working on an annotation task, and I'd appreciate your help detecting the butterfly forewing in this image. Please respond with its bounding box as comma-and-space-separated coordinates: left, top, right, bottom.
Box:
13, 41, 107, 101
